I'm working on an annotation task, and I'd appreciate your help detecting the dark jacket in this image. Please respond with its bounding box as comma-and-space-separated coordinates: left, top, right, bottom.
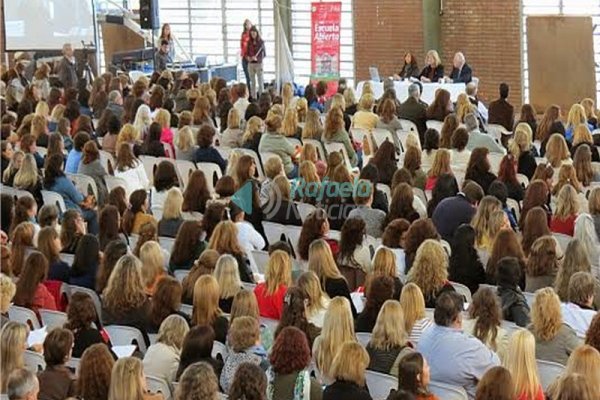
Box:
323, 380, 372, 400
37, 365, 77, 400
242, 134, 262, 154
141, 142, 166, 158
431, 194, 476, 241
48, 260, 71, 283
69, 263, 99, 291
505, 181, 524, 202
57, 57, 78, 89
195, 146, 227, 173
399, 63, 420, 80
518, 150, 538, 180
247, 38, 266, 63
540, 122, 567, 157
323, 277, 358, 317
101, 299, 152, 347
372, 188, 389, 213
498, 285, 530, 327
398, 97, 427, 140
419, 65, 444, 82
264, 200, 302, 226
367, 344, 410, 375
72, 327, 107, 358
449, 252, 486, 296
158, 217, 184, 238
424, 282, 456, 308
450, 63, 473, 83
464, 170, 497, 194
488, 98, 515, 132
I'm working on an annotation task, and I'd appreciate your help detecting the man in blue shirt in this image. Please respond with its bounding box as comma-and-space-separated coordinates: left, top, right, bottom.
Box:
65, 132, 90, 174
417, 291, 500, 399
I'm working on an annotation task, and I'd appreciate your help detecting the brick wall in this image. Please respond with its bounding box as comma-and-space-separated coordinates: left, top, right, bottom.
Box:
353, 0, 424, 82
440, 0, 522, 107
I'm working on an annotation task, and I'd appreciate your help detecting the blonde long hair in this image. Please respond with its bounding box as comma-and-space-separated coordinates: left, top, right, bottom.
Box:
108, 357, 146, 400
407, 240, 448, 299
503, 330, 542, 400
13, 154, 39, 189
369, 300, 407, 351
297, 271, 329, 318
427, 149, 452, 178
545, 134, 571, 168
162, 187, 183, 220
102, 255, 147, 313
563, 345, 600, 398
0, 321, 28, 392
315, 297, 356, 381
265, 250, 292, 295
213, 254, 242, 299
329, 341, 370, 387
192, 275, 222, 326
400, 283, 427, 334
471, 196, 502, 248
208, 221, 244, 257
531, 287, 563, 341
509, 123, 534, 159
302, 109, 323, 140
308, 239, 343, 284
554, 184, 579, 220
175, 126, 195, 152
139, 241, 165, 293
554, 239, 590, 301
282, 107, 299, 137
567, 104, 587, 129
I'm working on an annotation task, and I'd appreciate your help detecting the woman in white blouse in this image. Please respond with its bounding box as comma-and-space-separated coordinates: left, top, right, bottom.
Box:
113, 143, 150, 195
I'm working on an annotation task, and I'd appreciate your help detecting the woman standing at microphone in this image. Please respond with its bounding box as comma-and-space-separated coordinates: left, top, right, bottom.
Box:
159, 23, 175, 61
240, 19, 253, 88
246, 26, 265, 101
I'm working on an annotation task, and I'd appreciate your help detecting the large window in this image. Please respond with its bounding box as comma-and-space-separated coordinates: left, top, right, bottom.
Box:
522, 0, 600, 104
290, 0, 355, 87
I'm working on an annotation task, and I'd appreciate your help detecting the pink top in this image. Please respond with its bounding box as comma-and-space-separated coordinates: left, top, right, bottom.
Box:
425, 176, 437, 191
160, 127, 175, 157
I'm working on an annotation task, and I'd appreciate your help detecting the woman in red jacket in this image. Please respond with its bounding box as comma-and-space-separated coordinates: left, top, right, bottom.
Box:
240, 19, 253, 88
13, 251, 57, 315
254, 250, 292, 320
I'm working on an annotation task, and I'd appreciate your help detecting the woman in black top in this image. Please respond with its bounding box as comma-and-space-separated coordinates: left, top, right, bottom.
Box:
176, 325, 223, 380
64, 292, 110, 358
263, 176, 302, 227
147, 277, 189, 334
396, 52, 419, 80
449, 224, 486, 295
465, 147, 497, 194
140, 122, 166, 157
419, 50, 444, 83
368, 141, 398, 187
355, 276, 395, 333
497, 155, 524, 202
359, 164, 389, 213
323, 342, 373, 400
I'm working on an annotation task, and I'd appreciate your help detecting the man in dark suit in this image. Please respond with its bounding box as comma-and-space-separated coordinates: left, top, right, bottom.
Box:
447, 52, 472, 84
488, 83, 515, 131
398, 83, 428, 142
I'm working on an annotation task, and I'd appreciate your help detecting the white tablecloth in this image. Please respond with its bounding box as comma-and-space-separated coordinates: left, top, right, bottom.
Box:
355, 81, 466, 105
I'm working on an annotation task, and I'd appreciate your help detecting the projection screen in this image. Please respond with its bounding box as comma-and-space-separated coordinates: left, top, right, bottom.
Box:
3, 0, 96, 50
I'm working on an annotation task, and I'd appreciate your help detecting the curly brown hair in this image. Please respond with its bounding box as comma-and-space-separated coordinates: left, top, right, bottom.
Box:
382, 218, 411, 249
526, 236, 559, 277
228, 362, 267, 400
468, 288, 501, 351
269, 326, 311, 375
298, 208, 328, 261
585, 312, 600, 352
77, 343, 115, 400
65, 292, 99, 331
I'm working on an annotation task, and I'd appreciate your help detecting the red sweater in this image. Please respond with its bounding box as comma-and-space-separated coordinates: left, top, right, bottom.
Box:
550, 213, 576, 236
240, 32, 251, 57
33, 283, 58, 312
254, 283, 287, 320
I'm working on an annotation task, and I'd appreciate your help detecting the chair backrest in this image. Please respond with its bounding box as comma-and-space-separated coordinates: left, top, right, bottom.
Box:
249, 250, 270, 274
487, 124, 511, 141
103, 175, 129, 197
295, 202, 316, 222
105, 325, 148, 354
158, 236, 176, 254
173, 269, 189, 283
66, 173, 99, 199
66, 357, 81, 372
356, 332, 371, 348
24, 350, 46, 373
197, 162, 223, 194
146, 375, 172, 400
371, 128, 396, 149
8, 305, 41, 330
41, 190, 67, 214
242, 282, 257, 291
537, 359, 566, 392
39, 309, 68, 330
0, 184, 35, 202
69, 285, 102, 322
426, 120, 443, 132
303, 139, 327, 161
212, 340, 228, 360
139, 155, 159, 185
429, 381, 469, 400
285, 225, 303, 259
552, 233, 572, 254
376, 183, 392, 203
399, 119, 418, 133
412, 187, 427, 206
179, 303, 193, 317
450, 281, 472, 303
364, 370, 396, 400
99, 150, 116, 174
516, 173, 529, 188
506, 198, 521, 222
174, 159, 197, 190
325, 142, 355, 172
260, 151, 281, 166
523, 291, 535, 308
262, 221, 286, 247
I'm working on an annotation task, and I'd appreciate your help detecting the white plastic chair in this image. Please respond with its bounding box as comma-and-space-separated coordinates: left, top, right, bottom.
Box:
99, 150, 116, 174
242, 282, 257, 291
197, 162, 223, 195
429, 381, 468, 400
323, 141, 354, 172
105, 325, 148, 354
179, 304, 193, 316
66, 173, 99, 199
376, 183, 392, 203
516, 173, 529, 188
399, 119, 418, 133
450, 281, 472, 303
24, 350, 46, 373
506, 198, 521, 222
356, 332, 371, 348
8, 305, 41, 329
295, 202, 316, 222
537, 359, 566, 392
425, 120, 443, 132
552, 233, 572, 253
262, 221, 286, 246
0, 184, 35, 201
371, 128, 396, 149
259, 151, 280, 165
158, 236, 176, 254
524, 291, 535, 308
69, 285, 103, 322
249, 250, 270, 274
488, 152, 504, 174
487, 124, 511, 143
173, 269, 189, 283
39, 309, 67, 329
41, 190, 67, 214
174, 159, 197, 190
146, 375, 172, 400
59, 253, 75, 265
212, 340, 228, 360
104, 176, 129, 197
364, 370, 396, 400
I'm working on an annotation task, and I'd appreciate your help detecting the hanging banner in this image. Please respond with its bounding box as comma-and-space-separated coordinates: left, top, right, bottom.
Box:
311, 1, 341, 97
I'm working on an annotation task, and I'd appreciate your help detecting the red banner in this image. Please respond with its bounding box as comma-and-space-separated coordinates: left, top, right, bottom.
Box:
311, 2, 341, 97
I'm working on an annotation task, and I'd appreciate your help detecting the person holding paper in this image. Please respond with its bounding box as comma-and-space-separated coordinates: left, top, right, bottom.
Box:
37, 328, 77, 400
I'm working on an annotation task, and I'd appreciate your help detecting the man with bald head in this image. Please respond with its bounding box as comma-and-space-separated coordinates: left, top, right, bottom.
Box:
447, 52, 472, 83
